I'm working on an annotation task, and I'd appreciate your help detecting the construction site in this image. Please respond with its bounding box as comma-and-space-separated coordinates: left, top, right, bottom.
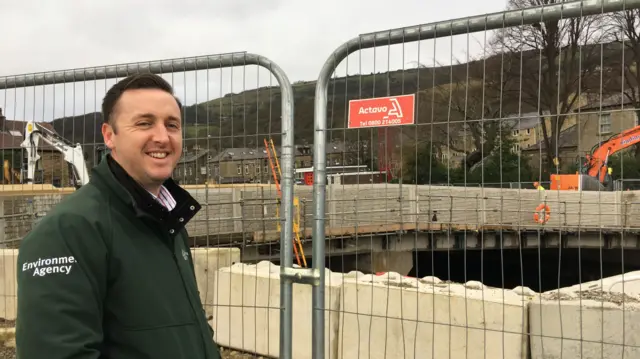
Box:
0, 67, 638, 359
4, 0, 640, 357
0, 179, 637, 358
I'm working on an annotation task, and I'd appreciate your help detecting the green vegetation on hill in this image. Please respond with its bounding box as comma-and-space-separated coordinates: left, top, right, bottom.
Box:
51, 35, 631, 179
51, 64, 466, 153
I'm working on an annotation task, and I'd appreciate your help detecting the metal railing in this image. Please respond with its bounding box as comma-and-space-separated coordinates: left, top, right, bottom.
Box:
5, 1, 640, 358
0, 52, 297, 359
305, 1, 640, 358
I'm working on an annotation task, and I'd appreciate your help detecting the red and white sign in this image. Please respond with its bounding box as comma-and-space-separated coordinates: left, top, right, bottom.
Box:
347, 94, 415, 129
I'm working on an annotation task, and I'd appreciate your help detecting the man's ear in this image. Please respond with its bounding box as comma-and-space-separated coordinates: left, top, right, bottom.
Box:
102, 123, 115, 150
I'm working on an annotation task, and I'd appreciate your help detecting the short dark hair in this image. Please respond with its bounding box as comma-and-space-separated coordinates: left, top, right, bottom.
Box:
101, 73, 183, 129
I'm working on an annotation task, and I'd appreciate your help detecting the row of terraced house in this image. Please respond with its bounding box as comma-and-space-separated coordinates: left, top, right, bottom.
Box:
0, 88, 637, 188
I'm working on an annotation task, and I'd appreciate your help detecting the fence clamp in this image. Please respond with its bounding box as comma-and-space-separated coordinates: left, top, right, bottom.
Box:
281, 267, 321, 286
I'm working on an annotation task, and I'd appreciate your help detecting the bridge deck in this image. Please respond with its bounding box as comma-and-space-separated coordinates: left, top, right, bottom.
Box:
252, 222, 638, 243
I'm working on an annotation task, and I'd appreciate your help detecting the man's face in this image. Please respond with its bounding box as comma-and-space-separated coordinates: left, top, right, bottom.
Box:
102, 88, 182, 193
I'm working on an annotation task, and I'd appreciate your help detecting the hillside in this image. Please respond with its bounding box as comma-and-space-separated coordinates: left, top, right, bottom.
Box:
52, 41, 627, 159
51, 61, 479, 154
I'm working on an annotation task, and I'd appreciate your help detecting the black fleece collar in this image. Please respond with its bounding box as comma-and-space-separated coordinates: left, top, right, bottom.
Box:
92, 154, 201, 236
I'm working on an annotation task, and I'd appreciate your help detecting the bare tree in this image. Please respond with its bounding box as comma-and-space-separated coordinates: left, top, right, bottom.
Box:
605, 9, 640, 116
430, 55, 525, 169
490, 0, 606, 171
602, 9, 640, 157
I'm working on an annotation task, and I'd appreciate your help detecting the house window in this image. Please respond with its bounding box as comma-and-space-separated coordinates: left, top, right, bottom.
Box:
236, 164, 242, 175
599, 113, 612, 134
256, 165, 260, 174
244, 165, 249, 175
188, 167, 192, 176
526, 128, 531, 135
512, 143, 520, 153
513, 130, 518, 136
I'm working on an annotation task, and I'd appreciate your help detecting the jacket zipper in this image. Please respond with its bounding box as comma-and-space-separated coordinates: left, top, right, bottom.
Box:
169, 238, 210, 358
145, 214, 212, 357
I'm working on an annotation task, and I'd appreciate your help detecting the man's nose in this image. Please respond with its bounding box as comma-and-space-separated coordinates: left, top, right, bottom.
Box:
150, 123, 171, 143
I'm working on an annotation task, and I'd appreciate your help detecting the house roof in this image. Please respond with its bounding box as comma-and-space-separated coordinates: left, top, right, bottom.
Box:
207, 141, 356, 163
578, 91, 637, 111
326, 140, 361, 154
0, 109, 58, 150
452, 111, 547, 136
504, 111, 547, 130
179, 149, 210, 164
209, 147, 273, 162
522, 124, 579, 151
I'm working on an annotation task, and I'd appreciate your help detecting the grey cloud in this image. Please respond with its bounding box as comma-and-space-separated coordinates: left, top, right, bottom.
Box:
0, 0, 507, 121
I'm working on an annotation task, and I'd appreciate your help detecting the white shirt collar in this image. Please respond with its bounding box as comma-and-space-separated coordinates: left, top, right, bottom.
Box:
147, 185, 177, 211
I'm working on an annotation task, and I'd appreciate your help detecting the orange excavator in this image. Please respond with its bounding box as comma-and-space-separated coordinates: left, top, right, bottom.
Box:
550, 125, 640, 191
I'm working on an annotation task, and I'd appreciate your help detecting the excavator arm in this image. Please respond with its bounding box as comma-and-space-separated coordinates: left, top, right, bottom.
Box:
19, 121, 90, 187
584, 125, 640, 183
551, 124, 640, 191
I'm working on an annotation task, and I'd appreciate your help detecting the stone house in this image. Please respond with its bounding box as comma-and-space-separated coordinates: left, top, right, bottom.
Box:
522, 92, 639, 172
173, 149, 212, 185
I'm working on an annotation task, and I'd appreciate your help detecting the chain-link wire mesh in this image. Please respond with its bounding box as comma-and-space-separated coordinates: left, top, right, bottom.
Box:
0, 53, 297, 358
306, 1, 640, 359
8, 2, 640, 359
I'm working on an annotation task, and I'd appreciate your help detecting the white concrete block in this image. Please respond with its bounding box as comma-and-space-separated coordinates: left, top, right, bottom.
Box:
211, 261, 344, 359
0, 247, 241, 322
191, 247, 241, 319
529, 271, 640, 359
337, 273, 531, 359
0, 249, 17, 321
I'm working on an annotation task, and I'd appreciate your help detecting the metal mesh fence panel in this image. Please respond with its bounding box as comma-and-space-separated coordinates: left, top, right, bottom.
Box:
0, 53, 297, 358
303, 1, 640, 359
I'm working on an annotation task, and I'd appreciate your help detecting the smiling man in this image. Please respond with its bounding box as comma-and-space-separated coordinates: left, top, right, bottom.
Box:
15, 73, 221, 359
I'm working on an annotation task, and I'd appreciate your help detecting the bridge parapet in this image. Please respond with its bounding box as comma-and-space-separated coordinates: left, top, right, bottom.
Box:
0, 183, 633, 248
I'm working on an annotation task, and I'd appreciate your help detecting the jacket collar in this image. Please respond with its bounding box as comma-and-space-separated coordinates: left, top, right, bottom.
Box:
90, 154, 201, 236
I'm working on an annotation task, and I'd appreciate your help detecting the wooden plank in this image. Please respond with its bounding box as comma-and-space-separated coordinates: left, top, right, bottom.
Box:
0, 184, 75, 195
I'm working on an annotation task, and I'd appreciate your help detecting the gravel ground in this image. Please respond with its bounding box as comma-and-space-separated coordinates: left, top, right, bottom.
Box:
0, 317, 266, 358
0, 347, 13, 359
0, 346, 265, 358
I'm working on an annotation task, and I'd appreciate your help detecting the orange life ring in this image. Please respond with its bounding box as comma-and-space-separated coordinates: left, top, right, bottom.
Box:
533, 203, 550, 224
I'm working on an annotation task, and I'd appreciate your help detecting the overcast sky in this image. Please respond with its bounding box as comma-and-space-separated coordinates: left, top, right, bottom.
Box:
0, 0, 507, 123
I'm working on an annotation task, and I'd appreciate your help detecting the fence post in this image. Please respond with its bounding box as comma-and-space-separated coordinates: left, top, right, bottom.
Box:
276, 57, 296, 359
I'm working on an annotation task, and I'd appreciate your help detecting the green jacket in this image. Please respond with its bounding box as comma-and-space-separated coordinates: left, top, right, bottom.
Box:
16, 155, 221, 359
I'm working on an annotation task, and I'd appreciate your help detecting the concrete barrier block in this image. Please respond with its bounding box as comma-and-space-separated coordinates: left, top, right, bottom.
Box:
191, 247, 241, 319
0, 250, 17, 321
529, 272, 640, 359
212, 262, 343, 359
0, 248, 241, 322
337, 273, 531, 359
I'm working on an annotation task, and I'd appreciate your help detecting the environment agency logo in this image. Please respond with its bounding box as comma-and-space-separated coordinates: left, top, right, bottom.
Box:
22, 256, 76, 277
182, 249, 189, 261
